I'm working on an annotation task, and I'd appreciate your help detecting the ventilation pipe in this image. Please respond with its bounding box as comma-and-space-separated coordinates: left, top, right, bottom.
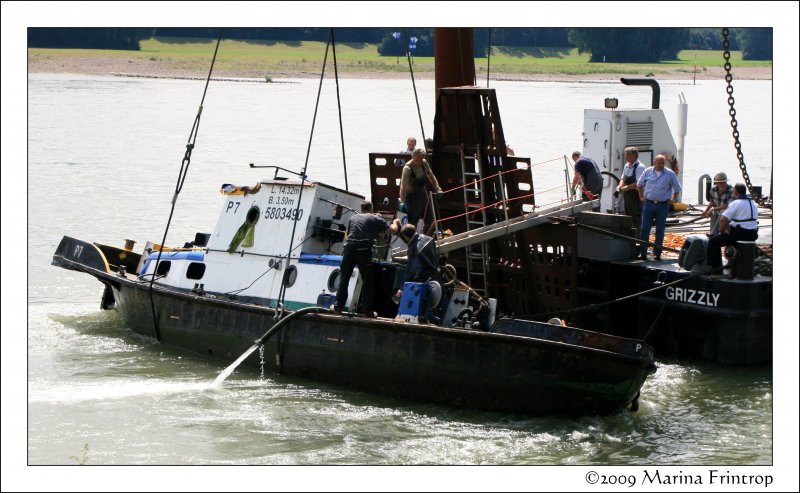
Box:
676, 92, 689, 188
620, 78, 661, 109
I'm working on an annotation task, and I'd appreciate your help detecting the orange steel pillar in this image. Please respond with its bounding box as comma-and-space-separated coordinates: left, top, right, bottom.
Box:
434, 28, 476, 93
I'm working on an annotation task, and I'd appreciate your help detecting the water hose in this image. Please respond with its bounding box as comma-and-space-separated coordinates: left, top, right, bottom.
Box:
255, 306, 330, 347
212, 306, 330, 387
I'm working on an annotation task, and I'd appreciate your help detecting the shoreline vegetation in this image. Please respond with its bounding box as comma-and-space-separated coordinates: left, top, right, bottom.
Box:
28, 38, 773, 82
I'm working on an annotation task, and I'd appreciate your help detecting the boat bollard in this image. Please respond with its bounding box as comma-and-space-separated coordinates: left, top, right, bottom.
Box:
124, 239, 136, 251
697, 174, 711, 205
730, 241, 757, 280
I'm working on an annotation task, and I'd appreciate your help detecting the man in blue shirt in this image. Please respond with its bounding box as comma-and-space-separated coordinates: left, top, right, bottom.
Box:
636, 154, 682, 261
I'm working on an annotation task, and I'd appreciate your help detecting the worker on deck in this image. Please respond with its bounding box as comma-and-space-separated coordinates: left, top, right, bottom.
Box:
334, 200, 401, 317
700, 172, 733, 235
571, 151, 603, 210
394, 223, 441, 301
615, 146, 645, 227
637, 154, 682, 261
394, 136, 416, 165
399, 148, 443, 232
706, 183, 759, 271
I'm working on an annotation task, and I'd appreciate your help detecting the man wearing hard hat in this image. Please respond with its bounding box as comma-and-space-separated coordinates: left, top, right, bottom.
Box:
700, 172, 733, 235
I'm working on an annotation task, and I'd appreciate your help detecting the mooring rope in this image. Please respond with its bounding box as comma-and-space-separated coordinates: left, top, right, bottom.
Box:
514, 267, 721, 322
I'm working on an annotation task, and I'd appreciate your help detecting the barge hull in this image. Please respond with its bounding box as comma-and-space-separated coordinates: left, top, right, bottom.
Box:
110, 275, 652, 416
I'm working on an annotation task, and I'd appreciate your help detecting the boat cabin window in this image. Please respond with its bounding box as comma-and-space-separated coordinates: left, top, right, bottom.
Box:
639, 150, 654, 166
186, 262, 206, 280
283, 264, 298, 288
156, 261, 171, 277
328, 269, 341, 292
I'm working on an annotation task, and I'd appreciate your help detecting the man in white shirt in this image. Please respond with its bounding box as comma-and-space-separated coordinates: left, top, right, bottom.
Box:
706, 183, 759, 270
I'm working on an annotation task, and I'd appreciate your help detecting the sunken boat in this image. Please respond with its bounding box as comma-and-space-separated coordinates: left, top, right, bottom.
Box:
51, 28, 657, 416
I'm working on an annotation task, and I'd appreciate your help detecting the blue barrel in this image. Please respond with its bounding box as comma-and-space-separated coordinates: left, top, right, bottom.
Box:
316, 293, 337, 309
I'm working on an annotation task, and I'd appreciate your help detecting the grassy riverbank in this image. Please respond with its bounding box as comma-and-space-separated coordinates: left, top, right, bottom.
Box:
28, 37, 772, 81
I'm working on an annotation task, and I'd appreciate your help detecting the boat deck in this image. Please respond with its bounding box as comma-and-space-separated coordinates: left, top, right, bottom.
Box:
650, 204, 772, 260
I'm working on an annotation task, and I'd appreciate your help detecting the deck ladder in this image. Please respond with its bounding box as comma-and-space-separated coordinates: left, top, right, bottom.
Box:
460, 144, 489, 296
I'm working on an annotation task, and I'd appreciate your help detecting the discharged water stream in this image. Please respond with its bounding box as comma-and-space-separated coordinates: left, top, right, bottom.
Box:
211, 343, 260, 388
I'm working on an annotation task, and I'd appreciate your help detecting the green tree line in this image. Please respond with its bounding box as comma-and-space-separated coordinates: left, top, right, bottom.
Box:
568, 28, 686, 63
28, 27, 155, 50
27, 27, 772, 61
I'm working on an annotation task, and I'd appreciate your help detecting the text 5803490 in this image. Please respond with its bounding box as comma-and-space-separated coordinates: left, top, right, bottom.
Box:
264, 207, 304, 221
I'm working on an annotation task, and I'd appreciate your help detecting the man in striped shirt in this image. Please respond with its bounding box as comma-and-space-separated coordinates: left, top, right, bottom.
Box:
700, 172, 733, 235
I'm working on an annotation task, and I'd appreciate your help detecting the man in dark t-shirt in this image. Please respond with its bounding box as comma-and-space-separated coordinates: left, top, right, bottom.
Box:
335, 201, 400, 316
571, 151, 603, 206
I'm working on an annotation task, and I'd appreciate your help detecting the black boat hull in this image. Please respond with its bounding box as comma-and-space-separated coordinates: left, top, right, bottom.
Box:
115, 282, 652, 415
53, 239, 655, 416
637, 265, 772, 365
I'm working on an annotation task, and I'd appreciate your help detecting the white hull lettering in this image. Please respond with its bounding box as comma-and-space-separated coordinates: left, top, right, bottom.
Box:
226, 200, 241, 213
263, 207, 304, 222
665, 286, 720, 307
271, 185, 300, 195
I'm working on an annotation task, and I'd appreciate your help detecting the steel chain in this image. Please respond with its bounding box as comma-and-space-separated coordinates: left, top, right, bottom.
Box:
722, 28, 757, 200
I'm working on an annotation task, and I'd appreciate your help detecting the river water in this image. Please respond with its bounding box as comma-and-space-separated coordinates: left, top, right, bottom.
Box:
15, 73, 794, 486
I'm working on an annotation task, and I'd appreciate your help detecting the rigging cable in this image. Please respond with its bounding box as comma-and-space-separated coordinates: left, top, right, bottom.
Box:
405, 32, 427, 144
486, 28, 492, 88
456, 29, 468, 86
722, 28, 762, 204
148, 28, 223, 341
514, 266, 722, 322
552, 215, 682, 254
223, 233, 316, 296
330, 29, 349, 191
276, 29, 334, 312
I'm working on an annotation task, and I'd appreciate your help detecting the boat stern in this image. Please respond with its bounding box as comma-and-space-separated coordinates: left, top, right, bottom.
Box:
52, 236, 112, 273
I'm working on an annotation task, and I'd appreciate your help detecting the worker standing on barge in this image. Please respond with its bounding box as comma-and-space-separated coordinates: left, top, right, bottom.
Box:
706, 183, 759, 270
335, 201, 401, 317
637, 154, 682, 261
